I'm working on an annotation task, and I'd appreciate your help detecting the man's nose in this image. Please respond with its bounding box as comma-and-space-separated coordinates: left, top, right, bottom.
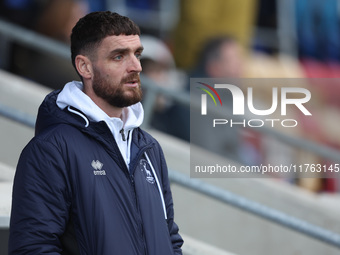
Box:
127, 55, 142, 73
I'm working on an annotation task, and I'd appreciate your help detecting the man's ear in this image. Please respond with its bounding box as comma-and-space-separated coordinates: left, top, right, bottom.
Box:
75, 55, 93, 80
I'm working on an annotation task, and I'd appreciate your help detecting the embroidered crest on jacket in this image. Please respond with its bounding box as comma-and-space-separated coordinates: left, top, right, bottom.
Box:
139, 159, 155, 184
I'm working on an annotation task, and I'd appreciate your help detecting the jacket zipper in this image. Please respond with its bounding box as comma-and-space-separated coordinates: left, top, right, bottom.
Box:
120, 128, 126, 141
117, 151, 150, 255
104, 124, 152, 254
129, 176, 148, 255
128, 146, 154, 255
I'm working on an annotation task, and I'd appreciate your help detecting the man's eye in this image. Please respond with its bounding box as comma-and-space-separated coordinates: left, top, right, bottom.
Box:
135, 53, 142, 59
114, 55, 123, 60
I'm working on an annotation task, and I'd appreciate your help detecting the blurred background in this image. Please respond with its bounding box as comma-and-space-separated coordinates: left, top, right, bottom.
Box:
1, 0, 340, 255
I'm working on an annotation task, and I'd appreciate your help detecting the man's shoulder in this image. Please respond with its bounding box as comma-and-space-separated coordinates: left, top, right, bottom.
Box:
36, 123, 81, 141
22, 124, 92, 163
27, 124, 84, 154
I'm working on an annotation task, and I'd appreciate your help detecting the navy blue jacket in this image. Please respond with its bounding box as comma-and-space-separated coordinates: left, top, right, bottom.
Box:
9, 90, 183, 254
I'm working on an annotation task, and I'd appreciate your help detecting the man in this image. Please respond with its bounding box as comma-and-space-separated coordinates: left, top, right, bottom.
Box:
190, 36, 245, 163
9, 11, 183, 254
193, 35, 244, 79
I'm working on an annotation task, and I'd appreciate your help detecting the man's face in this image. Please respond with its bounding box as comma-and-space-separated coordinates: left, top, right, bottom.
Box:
91, 35, 144, 108
207, 41, 243, 78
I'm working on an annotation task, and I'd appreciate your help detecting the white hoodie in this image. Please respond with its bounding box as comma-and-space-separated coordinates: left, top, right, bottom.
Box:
56, 81, 144, 169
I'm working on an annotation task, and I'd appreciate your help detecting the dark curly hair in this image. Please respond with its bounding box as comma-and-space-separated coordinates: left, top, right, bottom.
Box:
70, 11, 140, 72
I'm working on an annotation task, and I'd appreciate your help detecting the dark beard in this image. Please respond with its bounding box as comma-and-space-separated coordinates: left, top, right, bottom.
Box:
92, 71, 143, 108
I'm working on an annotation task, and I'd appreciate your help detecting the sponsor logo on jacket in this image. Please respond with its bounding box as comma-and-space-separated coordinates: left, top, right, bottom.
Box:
92, 160, 106, 175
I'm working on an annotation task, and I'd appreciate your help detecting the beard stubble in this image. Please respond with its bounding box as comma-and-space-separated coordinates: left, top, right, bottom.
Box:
92, 70, 143, 108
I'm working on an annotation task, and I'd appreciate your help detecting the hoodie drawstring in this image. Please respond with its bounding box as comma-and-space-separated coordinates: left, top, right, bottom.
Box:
125, 129, 133, 168
67, 106, 89, 127
144, 152, 168, 220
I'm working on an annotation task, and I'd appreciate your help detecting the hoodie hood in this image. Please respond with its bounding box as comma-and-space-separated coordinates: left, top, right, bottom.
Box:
36, 81, 144, 168
35, 90, 76, 135
56, 81, 144, 131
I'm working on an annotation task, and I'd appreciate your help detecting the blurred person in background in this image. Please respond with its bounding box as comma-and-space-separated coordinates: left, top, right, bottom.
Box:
140, 35, 189, 141
189, 36, 254, 164
190, 36, 244, 79
172, 0, 259, 163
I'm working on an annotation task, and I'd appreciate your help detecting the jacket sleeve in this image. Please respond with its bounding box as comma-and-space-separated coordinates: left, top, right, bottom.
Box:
9, 138, 71, 254
156, 143, 184, 255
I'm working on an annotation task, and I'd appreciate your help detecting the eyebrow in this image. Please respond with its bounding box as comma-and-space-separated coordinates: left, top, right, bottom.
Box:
109, 46, 144, 56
